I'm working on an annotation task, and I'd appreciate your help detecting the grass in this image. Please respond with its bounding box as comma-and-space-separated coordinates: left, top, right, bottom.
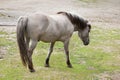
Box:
0, 26, 120, 80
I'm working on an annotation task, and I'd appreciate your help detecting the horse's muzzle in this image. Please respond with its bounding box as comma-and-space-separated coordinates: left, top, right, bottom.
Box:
83, 41, 89, 45
83, 39, 89, 46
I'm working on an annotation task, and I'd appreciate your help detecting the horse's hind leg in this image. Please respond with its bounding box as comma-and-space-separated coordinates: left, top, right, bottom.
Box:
26, 35, 30, 50
45, 42, 55, 67
28, 40, 37, 72
64, 40, 72, 68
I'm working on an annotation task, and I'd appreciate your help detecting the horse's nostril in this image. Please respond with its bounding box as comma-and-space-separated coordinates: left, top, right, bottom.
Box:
84, 42, 89, 45
83, 41, 89, 46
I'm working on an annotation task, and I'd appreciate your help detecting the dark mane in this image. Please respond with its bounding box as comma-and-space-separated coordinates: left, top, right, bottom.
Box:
57, 11, 87, 30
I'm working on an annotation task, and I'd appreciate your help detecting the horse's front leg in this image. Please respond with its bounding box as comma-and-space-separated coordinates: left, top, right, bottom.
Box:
64, 39, 72, 68
45, 42, 55, 67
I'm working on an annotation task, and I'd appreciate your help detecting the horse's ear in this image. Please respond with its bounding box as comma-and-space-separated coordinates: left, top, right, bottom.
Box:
88, 24, 91, 29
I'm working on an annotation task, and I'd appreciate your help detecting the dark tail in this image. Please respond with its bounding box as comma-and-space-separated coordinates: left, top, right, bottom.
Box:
17, 16, 28, 67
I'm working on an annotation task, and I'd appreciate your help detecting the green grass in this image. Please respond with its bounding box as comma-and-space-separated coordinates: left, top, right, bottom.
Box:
0, 30, 8, 35
0, 26, 120, 80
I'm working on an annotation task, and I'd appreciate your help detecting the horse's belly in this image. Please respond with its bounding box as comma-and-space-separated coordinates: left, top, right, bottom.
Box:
40, 33, 72, 42
40, 35, 59, 42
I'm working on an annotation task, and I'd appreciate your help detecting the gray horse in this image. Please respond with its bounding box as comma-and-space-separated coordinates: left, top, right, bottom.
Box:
17, 11, 91, 72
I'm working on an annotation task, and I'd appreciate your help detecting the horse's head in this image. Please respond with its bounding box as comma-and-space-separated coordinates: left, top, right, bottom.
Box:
57, 12, 91, 45
78, 23, 91, 45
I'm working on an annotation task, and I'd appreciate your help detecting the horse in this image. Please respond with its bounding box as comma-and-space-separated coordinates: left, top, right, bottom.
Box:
17, 11, 91, 72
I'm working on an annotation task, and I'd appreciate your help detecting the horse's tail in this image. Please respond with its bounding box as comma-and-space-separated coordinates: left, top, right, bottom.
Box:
17, 16, 28, 67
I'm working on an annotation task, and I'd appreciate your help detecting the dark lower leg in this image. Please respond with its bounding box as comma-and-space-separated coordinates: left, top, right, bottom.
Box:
28, 61, 35, 72
67, 60, 72, 68
45, 58, 50, 67
28, 51, 35, 72
64, 40, 72, 68
66, 51, 72, 68
45, 42, 55, 67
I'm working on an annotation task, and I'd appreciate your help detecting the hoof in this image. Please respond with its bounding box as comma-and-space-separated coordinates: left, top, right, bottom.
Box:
67, 64, 72, 68
29, 69, 35, 72
44, 64, 50, 67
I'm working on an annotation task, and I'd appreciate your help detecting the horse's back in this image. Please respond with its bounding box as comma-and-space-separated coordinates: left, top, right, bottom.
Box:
26, 13, 74, 42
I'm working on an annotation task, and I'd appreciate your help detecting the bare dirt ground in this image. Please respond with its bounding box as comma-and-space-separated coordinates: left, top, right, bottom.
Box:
0, 0, 120, 79
0, 0, 120, 29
